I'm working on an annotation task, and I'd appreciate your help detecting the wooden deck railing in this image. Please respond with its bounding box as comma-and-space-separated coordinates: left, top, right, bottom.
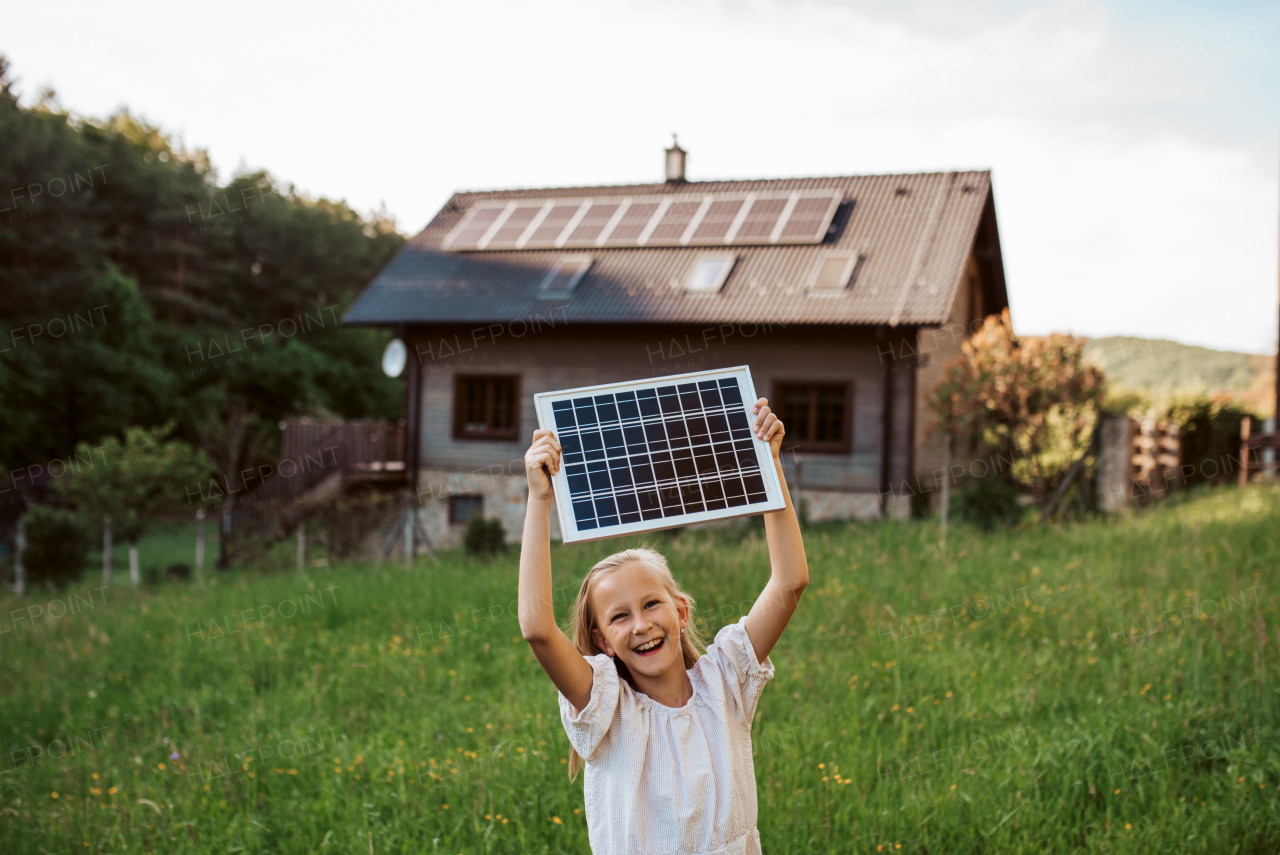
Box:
254, 418, 407, 506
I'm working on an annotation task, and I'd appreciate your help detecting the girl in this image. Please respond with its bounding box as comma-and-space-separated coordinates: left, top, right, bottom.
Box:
519, 397, 808, 855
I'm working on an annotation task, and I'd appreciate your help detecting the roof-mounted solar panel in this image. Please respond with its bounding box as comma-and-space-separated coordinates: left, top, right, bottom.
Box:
781, 195, 838, 240
523, 202, 582, 248
606, 201, 661, 243
561, 202, 618, 245
731, 197, 788, 240
691, 198, 745, 242
534, 365, 787, 543
443, 206, 505, 250
643, 198, 705, 244
484, 204, 544, 248
442, 190, 842, 252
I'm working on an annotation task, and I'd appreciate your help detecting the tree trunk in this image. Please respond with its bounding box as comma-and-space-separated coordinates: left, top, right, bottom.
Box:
192, 391, 263, 571
219, 507, 232, 569
403, 502, 413, 568
14, 516, 26, 596
1040, 427, 1100, 524
940, 434, 951, 542
129, 543, 140, 587
103, 514, 113, 588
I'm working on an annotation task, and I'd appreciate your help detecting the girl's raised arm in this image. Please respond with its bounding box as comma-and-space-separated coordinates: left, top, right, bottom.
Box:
518, 428, 594, 710
743, 398, 810, 663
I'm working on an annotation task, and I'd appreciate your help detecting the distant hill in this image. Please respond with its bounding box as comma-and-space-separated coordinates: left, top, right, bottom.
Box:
1083, 336, 1270, 396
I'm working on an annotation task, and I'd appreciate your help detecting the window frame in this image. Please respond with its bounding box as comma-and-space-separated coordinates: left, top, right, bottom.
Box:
806, 252, 860, 294
537, 255, 592, 299
772, 381, 853, 453
684, 254, 737, 294
448, 494, 484, 526
452, 375, 521, 441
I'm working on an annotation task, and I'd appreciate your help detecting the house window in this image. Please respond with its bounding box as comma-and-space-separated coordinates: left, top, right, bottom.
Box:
809, 254, 858, 292
775, 383, 850, 452
538, 256, 592, 299
453, 376, 519, 440
685, 256, 736, 293
449, 494, 483, 525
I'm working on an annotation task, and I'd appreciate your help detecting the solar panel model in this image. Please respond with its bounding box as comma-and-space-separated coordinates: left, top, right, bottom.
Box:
534, 366, 787, 544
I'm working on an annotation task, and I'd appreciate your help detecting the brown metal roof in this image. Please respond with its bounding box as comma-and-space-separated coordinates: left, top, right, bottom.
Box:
343, 171, 1007, 328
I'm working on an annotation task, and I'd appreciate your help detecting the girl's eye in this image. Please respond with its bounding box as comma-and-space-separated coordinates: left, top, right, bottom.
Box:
646, 600, 659, 608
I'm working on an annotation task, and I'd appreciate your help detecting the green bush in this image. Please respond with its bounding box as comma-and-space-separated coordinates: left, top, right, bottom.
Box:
165, 563, 192, 581
22, 506, 91, 588
1175, 400, 1257, 487
318, 491, 399, 560
950, 476, 1023, 532
463, 515, 507, 555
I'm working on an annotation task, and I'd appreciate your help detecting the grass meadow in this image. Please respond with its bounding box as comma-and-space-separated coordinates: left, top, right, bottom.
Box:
1, 484, 1277, 854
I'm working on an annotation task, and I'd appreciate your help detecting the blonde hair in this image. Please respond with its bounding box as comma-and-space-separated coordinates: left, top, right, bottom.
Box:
565, 547, 706, 780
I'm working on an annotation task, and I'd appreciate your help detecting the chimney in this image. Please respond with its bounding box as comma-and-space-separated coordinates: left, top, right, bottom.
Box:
665, 134, 686, 183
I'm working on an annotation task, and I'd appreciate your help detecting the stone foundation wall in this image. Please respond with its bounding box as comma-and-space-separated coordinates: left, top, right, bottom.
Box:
412, 468, 889, 552
415, 468, 542, 551
794, 488, 883, 522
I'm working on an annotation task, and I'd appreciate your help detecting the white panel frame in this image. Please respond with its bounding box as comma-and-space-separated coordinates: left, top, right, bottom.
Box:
555, 200, 592, 248
635, 197, 673, 246
679, 196, 715, 245
441, 204, 508, 251
476, 202, 517, 250
769, 193, 800, 244
722, 193, 755, 244
593, 198, 632, 246
515, 200, 556, 249
533, 365, 787, 544
443, 190, 843, 251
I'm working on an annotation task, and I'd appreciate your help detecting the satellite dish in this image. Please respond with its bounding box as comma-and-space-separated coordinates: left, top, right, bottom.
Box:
382, 338, 407, 378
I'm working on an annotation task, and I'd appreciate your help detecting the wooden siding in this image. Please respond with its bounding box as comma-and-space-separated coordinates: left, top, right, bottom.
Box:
409, 323, 893, 495
912, 251, 989, 485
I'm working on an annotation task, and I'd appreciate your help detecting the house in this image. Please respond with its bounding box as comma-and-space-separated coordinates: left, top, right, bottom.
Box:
343, 140, 1009, 547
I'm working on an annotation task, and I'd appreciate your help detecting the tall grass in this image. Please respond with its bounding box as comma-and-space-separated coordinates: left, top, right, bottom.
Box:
1, 485, 1276, 853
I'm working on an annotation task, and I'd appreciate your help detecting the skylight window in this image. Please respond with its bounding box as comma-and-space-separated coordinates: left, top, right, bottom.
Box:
686, 256, 736, 293
808, 254, 858, 293
538, 256, 592, 298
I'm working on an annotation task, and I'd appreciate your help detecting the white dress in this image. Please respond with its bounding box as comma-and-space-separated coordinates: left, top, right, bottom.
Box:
557, 616, 776, 855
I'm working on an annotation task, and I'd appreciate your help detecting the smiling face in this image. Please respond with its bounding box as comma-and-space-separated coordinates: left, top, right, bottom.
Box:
589, 562, 689, 680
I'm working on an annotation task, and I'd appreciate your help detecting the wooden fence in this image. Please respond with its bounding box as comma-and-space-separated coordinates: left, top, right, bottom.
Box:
226, 419, 407, 561
1239, 417, 1279, 486
1097, 416, 1182, 510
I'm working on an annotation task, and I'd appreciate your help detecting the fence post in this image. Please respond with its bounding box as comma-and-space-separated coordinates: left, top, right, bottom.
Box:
14, 515, 25, 597
1264, 418, 1276, 481
296, 520, 307, 574
403, 497, 414, 568
1239, 417, 1252, 488
193, 506, 203, 581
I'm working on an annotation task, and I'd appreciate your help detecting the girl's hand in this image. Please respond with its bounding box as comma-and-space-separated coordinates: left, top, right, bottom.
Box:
752, 397, 785, 460
524, 429, 562, 502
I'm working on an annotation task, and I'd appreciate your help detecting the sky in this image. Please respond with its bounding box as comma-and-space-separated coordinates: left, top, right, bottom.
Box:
6, 0, 1279, 354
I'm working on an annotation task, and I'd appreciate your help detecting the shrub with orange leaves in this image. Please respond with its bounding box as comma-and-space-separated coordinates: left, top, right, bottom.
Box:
931, 309, 1104, 508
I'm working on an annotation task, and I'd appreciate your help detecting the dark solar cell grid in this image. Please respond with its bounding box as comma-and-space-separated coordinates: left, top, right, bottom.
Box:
551, 377, 767, 531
